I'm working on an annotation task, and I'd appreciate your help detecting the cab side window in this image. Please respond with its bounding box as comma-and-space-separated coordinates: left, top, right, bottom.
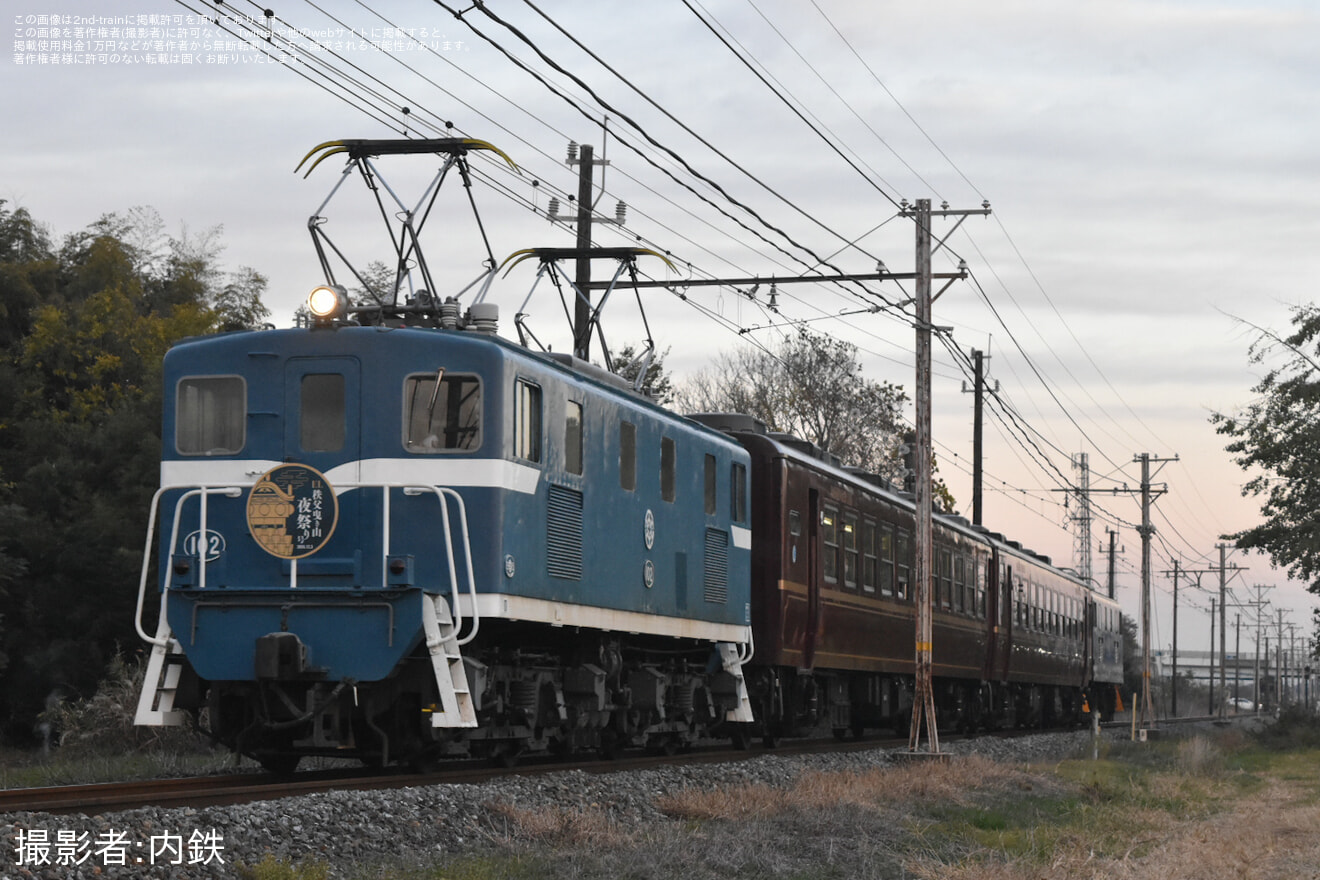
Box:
565, 400, 583, 475
404, 373, 481, 452
514, 379, 542, 463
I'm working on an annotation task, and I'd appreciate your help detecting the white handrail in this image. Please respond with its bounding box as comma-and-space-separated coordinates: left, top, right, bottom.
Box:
436, 487, 480, 646
738, 625, 755, 665
403, 485, 480, 646
134, 487, 169, 645
135, 486, 242, 646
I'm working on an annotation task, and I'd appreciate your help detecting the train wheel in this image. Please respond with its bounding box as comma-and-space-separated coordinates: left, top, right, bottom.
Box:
730, 727, 751, 751
257, 753, 301, 776
832, 727, 847, 741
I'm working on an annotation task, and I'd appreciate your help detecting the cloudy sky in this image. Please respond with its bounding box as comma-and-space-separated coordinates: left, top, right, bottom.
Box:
8, 0, 1320, 660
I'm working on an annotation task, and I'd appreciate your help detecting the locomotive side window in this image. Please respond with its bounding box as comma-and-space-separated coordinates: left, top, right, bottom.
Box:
620, 421, 636, 490
821, 506, 838, 583
661, 436, 676, 502
176, 375, 245, 455
842, 513, 858, 590
565, 400, 583, 475
300, 373, 345, 452
514, 379, 542, 463
404, 373, 481, 452
704, 454, 717, 515
788, 510, 802, 536
731, 463, 747, 524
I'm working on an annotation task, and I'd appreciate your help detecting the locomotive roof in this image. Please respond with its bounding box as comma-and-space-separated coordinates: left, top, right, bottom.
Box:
166, 324, 745, 452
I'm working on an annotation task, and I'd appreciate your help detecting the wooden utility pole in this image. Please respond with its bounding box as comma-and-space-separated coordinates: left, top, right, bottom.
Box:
571, 143, 596, 361
1133, 453, 1174, 728
902, 198, 990, 755
1171, 560, 1180, 717
1105, 529, 1119, 601
1209, 598, 1217, 715
910, 197, 938, 755
962, 348, 994, 527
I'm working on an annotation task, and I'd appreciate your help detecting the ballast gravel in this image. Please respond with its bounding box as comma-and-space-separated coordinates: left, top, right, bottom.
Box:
2, 729, 1110, 879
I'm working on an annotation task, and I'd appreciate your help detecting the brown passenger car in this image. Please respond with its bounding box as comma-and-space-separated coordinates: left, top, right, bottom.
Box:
690, 414, 1122, 742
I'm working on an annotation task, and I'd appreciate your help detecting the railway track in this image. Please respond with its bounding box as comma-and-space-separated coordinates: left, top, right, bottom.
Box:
5, 716, 1248, 817
0, 736, 889, 816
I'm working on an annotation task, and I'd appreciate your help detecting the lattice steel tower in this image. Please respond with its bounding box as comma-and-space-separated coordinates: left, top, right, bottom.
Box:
1070, 453, 1094, 587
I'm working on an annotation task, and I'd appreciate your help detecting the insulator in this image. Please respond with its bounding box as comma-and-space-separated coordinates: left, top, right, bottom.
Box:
547, 197, 560, 218
566, 141, 578, 162
466, 303, 499, 335
615, 201, 627, 224
440, 297, 460, 330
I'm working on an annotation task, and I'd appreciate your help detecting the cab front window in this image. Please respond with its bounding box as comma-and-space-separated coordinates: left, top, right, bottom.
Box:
176, 375, 245, 455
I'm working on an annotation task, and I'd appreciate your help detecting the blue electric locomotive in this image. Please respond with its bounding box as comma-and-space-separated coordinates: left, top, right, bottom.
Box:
134, 298, 754, 770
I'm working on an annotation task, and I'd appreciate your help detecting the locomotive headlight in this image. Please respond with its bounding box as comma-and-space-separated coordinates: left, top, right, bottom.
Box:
307, 284, 348, 322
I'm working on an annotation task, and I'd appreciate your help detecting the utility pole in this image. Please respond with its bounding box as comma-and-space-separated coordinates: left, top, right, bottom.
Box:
902, 197, 990, 755
1133, 453, 1175, 729
1105, 529, 1119, 601
1171, 560, 1181, 717
961, 349, 996, 527
1234, 613, 1242, 706
1248, 585, 1273, 714
1213, 544, 1247, 718
1209, 598, 1216, 716
569, 142, 599, 361
1277, 610, 1285, 708
1218, 543, 1229, 718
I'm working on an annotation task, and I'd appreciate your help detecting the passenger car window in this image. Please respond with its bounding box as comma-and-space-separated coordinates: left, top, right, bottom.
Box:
842, 513, 858, 589
404, 373, 481, 452
177, 375, 245, 455
822, 506, 838, 583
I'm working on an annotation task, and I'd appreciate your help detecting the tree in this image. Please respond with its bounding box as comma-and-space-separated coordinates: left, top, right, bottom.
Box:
675, 330, 955, 508
612, 343, 674, 404
0, 204, 266, 743
214, 267, 272, 331
1211, 305, 1320, 593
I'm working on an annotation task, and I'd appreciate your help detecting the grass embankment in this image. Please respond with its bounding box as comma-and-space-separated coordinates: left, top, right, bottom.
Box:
351, 715, 1320, 880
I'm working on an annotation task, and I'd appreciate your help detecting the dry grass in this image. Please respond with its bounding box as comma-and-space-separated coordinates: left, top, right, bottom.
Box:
907, 779, 1320, 880
356, 728, 1320, 880
657, 754, 1036, 822
479, 802, 628, 848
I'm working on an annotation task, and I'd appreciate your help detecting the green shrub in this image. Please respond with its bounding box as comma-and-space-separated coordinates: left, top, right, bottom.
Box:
38, 649, 204, 756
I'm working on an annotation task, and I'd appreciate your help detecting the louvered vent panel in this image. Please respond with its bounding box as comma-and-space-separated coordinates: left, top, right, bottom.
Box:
703, 528, 729, 603
546, 485, 583, 580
